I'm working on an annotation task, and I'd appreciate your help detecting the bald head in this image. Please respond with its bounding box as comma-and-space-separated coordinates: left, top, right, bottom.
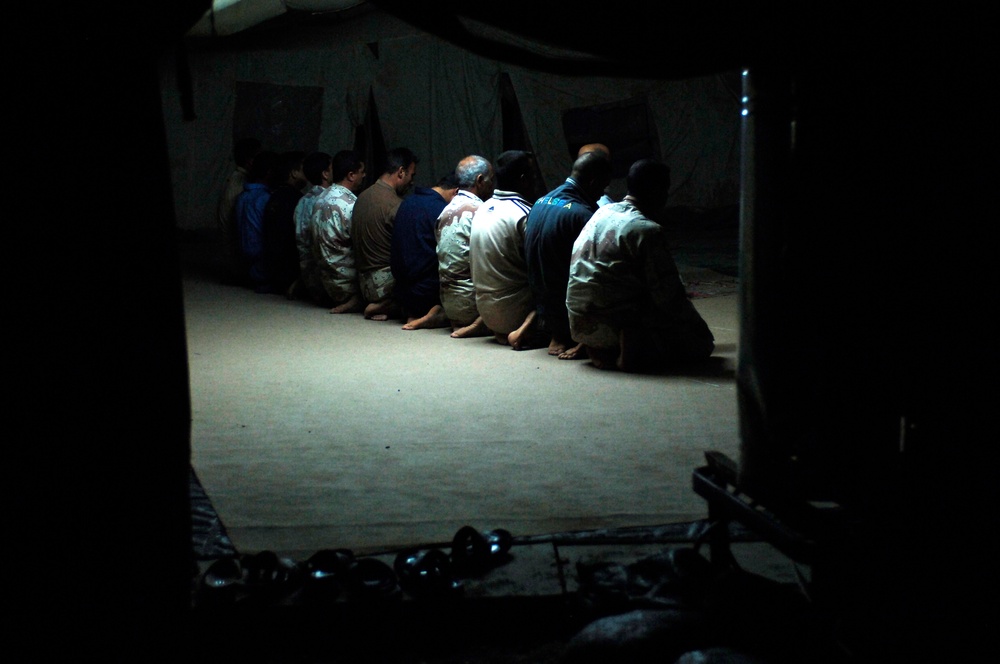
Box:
455, 154, 495, 200
571, 150, 613, 203
578, 143, 610, 159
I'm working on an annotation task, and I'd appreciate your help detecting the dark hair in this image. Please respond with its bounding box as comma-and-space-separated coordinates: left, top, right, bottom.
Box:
436, 170, 460, 189
494, 150, 534, 190
274, 150, 306, 185
302, 151, 332, 186
330, 150, 364, 183
234, 137, 261, 167
248, 150, 278, 183
384, 147, 418, 175
626, 158, 671, 206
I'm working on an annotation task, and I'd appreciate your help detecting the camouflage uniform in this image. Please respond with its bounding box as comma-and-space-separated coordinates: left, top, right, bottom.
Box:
436, 190, 484, 326
310, 183, 359, 304
293, 184, 327, 302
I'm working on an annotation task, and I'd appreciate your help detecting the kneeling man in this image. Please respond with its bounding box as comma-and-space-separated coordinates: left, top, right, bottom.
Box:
566, 158, 714, 372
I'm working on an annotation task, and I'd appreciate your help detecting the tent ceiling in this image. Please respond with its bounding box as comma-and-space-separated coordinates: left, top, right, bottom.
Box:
182, 2, 992, 82
182, 1, 788, 80
186, 0, 370, 37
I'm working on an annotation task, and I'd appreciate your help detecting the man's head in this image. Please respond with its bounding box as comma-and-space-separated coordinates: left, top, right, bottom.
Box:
331, 150, 367, 193
276, 150, 307, 189
626, 158, 672, 216
302, 151, 332, 187
577, 142, 610, 159
248, 150, 278, 186
494, 150, 540, 200
570, 150, 613, 204
455, 155, 495, 201
234, 137, 262, 169
433, 170, 461, 204
382, 147, 419, 195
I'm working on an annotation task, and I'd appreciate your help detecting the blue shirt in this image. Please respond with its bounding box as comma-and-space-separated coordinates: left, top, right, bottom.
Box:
235, 182, 272, 287
390, 186, 449, 313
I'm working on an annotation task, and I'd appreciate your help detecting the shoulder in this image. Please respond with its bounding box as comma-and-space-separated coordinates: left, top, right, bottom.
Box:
372, 179, 401, 201
489, 192, 531, 217
322, 185, 354, 205
450, 190, 482, 211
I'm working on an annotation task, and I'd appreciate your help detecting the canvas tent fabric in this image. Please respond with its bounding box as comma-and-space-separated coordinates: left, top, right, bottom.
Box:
161, 2, 741, 232
186, 1, 371, 38
184, 1, 782, 76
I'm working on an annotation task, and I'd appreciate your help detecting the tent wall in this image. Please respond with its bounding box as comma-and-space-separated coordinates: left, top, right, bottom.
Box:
160, 9, 739, 232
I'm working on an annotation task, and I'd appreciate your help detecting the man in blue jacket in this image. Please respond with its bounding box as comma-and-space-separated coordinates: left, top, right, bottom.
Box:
235, 150, 278, 292
524, 150, 612, 359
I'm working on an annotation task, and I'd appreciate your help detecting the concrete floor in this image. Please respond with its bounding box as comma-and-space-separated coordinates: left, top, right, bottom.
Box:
180, 229, 742, 559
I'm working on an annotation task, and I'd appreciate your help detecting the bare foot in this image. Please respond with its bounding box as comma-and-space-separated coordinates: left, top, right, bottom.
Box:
494, 332, 510, 346
616, 327, 640, 371
329, 294, 362, 314
508, 311, 542, 350
402, 305, 450, 330
547, 339, 567, 356
557, 342, 587, 360
364, 300, 397, 321
450, 316, 492, 338
586, 345, 619, 370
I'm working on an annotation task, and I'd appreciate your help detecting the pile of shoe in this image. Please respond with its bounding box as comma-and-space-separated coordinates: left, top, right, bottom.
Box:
393, 525, 513, 599
194, 525, 514, 607
197, 550, 303, 606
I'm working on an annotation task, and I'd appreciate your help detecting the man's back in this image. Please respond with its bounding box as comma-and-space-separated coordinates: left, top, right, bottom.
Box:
235, 181, 272, 289
262, 183, 304, 294
470, 190, 533, 335
293, 184, 327, 302
567, 200, 713, 365
523, 179, 598, 343
352, 179, 401, 273
217, 166, 248, 283
391, 186, 449, 303
310, 183, 359, 304
567, 201, 674, 330
436, 190, 485, 326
